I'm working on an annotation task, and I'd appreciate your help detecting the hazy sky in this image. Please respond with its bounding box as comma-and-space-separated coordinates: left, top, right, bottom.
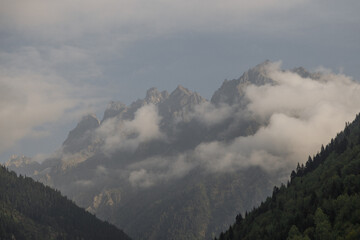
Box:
0, 0, 359, 161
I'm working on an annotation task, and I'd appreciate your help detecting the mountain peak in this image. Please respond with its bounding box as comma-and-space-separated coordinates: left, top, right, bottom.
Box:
241, 61, 273, 84
169, 85, 205, 102
211, 60, 274, 105
173, 85, 192, 96
145, 87, 169, 104
81, 113, 100, 125
160, 85, 206, 116
146, 87, 159, 97
62, 113, 100, 153
102, 101, 127, 122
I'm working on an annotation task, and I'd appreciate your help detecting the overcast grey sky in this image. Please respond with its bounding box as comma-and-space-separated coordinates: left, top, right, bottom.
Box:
0, 0, 359, 161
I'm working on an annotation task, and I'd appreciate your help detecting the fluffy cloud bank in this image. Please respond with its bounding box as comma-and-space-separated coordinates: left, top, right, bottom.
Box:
0, 47, 101, 156
194, 63, 360, 170
190, 102, 235, 126
124, 63, 360, 187
97, 104, 164, 154
196, 63, 360, 171
0, 74, 73, 154
127, 154, 194, 187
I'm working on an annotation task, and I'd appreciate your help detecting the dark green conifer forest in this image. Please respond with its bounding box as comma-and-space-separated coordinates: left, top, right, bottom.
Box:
0, 165, 130, 240
216, 114, 360, 240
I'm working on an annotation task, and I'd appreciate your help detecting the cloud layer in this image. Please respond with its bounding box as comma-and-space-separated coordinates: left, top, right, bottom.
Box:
1, 0, 359, 162
196, 63, 360, 171
0, 47, 102, 156
123, 63, 360, 187
97, 104, 164, 154
0, 0, 307, 40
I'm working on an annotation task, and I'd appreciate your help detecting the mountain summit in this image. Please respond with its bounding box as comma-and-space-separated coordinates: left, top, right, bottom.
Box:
211, 61, 274, 105
145, 87, 169, 104
63, 114, 100, 153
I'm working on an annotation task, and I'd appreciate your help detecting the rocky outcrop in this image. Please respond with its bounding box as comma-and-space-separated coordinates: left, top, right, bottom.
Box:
102, 101, 128, 122
62, 114, 100, 153
5, 155, 40, 176
291, 66, 321, 79
145, 87, 169, 105
211, 61, 274, 105
158, 85, 207, 122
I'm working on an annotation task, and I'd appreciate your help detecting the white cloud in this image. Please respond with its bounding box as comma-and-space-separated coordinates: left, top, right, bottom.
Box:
129, 169, 154, 188
246, 63, 360, 122
17, 60, 359, 188
122, 62, 360, 187
96, 165, 108, 176
127, 154, 195, 188
0, 74, 73, 153
190, 102, 234, 126
97, 104, 164, 154
193, 62, 360, 172
0, 47, 103, 155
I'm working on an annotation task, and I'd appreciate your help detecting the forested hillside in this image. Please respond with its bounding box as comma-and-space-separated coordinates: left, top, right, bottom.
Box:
216, 114, 360, 239
0, 166, 130, 240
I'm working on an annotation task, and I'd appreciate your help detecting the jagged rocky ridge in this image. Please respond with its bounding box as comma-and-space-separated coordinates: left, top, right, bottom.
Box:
6, 61, 330, 240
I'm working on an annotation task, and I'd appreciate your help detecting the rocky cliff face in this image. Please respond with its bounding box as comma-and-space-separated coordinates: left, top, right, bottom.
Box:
62, 114, 100, 154
145, 87, 169, 105
5, 155, 40, 176
211, 61, 274, 105
102, 101, 128, 122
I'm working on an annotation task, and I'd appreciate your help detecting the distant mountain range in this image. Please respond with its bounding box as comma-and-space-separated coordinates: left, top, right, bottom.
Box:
7, 61, 356, 239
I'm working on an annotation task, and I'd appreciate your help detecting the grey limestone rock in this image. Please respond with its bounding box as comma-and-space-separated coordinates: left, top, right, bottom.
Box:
62, 114, 100, 153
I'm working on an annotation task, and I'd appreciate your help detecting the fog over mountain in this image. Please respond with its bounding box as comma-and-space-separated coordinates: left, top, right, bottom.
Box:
6, 61, 360, 239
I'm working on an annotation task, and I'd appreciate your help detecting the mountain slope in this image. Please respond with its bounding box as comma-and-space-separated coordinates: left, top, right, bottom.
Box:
99, 167, 273, 240
217, 114, 360, 240
0, 165, 130, 240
